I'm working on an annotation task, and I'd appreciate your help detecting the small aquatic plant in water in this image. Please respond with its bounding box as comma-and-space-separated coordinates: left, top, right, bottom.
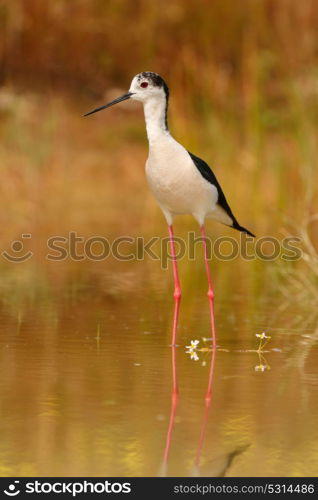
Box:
256, 332, 271, 351
185, 338, 214, 364
254, 332, 271, 372
186, 340, 200, 352
185, 333, 273, 371
185, 340, 200, 361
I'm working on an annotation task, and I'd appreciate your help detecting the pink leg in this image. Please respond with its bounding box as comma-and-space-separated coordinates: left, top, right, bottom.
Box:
168, 225, 181, 346
200, 224, 216, 348
168, 225, 182, 300
171, 299, 180, 380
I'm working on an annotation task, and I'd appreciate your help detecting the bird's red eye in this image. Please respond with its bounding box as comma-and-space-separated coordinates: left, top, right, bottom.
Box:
140, 82, 148, 88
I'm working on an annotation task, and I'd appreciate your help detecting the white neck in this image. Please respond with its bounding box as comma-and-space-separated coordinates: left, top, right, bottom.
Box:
143, 96, 170, 144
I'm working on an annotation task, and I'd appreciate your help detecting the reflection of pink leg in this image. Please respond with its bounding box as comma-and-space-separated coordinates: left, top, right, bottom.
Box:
163, 345, 179, 464
200, 224, 216, 348
168, 225, 182, 300
195, 347, 216, 467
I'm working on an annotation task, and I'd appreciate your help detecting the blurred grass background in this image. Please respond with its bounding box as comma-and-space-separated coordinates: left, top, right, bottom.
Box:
0, 0, 317, 294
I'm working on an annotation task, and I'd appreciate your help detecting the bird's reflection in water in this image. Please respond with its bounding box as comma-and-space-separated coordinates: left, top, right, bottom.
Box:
193, 443, 250, 478
192, 346, 250, 477
159, 300, 250, 477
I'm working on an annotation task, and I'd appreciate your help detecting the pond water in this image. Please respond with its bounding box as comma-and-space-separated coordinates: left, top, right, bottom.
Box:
0, 250, 317, 477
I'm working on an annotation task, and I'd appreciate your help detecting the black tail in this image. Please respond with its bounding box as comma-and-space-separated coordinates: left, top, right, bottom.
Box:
232, 220, 255, 238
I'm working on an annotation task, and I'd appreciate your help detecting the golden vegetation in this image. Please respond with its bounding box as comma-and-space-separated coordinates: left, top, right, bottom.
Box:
0, 0, 317, 290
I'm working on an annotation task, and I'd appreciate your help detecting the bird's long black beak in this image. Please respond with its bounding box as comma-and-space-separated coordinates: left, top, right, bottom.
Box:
82, 92, 134, 117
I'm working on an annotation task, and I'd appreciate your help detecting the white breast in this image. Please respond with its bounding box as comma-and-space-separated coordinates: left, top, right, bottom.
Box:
145, 136, 218, 223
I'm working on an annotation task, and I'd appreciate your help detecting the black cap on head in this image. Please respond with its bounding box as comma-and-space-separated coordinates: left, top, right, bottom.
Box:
138, 72, 169, 100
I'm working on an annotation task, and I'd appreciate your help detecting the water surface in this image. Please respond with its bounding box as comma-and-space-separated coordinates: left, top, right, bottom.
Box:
0, 255, 317, 477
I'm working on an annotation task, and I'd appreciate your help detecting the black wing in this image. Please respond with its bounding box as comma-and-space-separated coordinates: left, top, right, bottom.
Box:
188, 151, 255, 237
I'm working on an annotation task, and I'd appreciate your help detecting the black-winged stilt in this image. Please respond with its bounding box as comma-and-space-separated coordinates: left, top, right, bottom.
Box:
84, 72, 255, 347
